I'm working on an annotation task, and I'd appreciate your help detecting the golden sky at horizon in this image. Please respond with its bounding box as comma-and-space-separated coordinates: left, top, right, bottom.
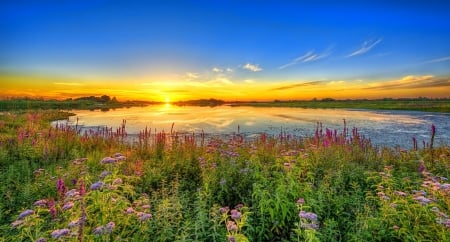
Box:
1, 73, 449, 102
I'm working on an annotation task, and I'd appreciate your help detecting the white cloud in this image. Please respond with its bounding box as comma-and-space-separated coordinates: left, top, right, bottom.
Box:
243, 79, 255, 84
347, 38, 383, 57
424, 56, 450, 64
226, 68, 233, 72
53, 82, 84, 86
278, 48, 331, 69
185, 72, 200, 81
212, 67, 223, 73
242, 63, 262, 72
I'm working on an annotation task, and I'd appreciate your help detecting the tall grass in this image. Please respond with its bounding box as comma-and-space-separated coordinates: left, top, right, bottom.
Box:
0, 110, 448, 241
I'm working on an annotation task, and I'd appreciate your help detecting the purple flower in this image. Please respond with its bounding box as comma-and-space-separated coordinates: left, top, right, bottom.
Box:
297, 198, 305, 205
62, 202, 74, 210
299, 211, 318, 221
113, 178, 123, 185
115, 155, 126, 161
93, 226, 104, 235
18, 209, 34, 219
57, 178, 66, 196
36, 237, 47, 242
51, 228, 70, 239
395, 191, 407, 196
230, 209, 242, 220
11, 220, 25, 227
226, 221, 238, 232
68, 219, 80, 228
105, 221, 115, 233
228, 236, 236, 242
99, 171, 111, 178
140, 213, 152, 221
142, 204, 151, 209
125, 207, 134, 214
414, 195, 432, 205
101, 157, 117, 164
90, 181, 103, 190
33, 199, 48, 207
66, 189, 79, 197
219, 206, 229, 214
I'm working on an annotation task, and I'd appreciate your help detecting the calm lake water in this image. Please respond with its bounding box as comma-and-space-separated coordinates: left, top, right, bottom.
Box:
56, 104, 450, 148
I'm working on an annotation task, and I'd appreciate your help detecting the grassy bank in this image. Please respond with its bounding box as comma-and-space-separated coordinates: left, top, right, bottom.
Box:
231, 99, 450, 113
0, 110, 449, 241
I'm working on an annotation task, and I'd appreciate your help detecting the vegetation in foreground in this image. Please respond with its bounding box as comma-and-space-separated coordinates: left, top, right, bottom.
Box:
0, 110, 449, 241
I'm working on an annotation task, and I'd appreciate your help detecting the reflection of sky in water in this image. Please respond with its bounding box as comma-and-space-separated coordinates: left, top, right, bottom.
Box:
55, 105, 450, 148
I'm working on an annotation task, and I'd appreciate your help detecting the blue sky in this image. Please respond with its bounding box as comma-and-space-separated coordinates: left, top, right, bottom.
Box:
1, 0, 450, 100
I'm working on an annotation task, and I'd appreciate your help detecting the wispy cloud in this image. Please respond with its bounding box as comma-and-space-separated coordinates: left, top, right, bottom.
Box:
364, 75, 450, 90
278, 48, 332, 69
242, 63, 262, 72
270, 81, 323, 91
226, 68, 233, 72
184, 72, 200, 81
212, 67, 223, 73
424, 56, 450, 64
347, 38, 383, 57
53, 82, 85, 86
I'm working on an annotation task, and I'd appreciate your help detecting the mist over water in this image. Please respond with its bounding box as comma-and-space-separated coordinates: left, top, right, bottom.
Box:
54, 105, 450, 148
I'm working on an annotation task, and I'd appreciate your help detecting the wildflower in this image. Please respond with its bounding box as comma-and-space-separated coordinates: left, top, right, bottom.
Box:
140, 213, 152, 221
301, 223, 319, 230
219, 178, 226, 186
125, 207, 135, 214
142, 204, 151, 209
62, 202, 74, 210
299, 211, 318, 221
226, 221, 238, 232
11, 220, 25, 227
48, 199, 57, 218
112, 178, 123, 185
418, 162, 426, 173
230, 209, 242, 220
90, 181, 103, 190
57, 178, 66, 196
36, 237, 47, 242
228, 236, 236, 242
18, 209, 34, 219
93, 226, 104, 235
393, 225, 399, 230
297, 198, 305, 205
414, 195, 432, 205
395, 191, 407, 196
68, 219, 80, 228
33, 199, 48, 207
440, 183, 450, 190
101, 157, 117, 164
99, 171, 111, 178
79, 179, 86, 196
105, 221, 115, 233
51, 228, 70, 239
220, 206, 229, 214
116, 155, 126, 161
66, 189, 79, 197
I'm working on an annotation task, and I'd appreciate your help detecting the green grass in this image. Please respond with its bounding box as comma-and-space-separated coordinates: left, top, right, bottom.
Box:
0, 110, 449, 241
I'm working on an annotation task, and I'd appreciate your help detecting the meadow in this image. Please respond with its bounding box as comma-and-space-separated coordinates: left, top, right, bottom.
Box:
0, 110, 449, 241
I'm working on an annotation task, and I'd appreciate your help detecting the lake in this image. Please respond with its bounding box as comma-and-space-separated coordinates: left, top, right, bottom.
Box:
55, 104, 450, 148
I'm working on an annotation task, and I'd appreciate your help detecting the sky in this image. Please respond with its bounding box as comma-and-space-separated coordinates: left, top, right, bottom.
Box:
1, 0, 450, 101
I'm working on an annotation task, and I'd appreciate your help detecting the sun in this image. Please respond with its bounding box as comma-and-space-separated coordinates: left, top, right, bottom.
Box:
165, 97, 171, 104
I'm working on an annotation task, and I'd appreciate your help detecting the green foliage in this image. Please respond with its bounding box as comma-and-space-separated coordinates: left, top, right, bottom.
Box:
0, 110, 449, 241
